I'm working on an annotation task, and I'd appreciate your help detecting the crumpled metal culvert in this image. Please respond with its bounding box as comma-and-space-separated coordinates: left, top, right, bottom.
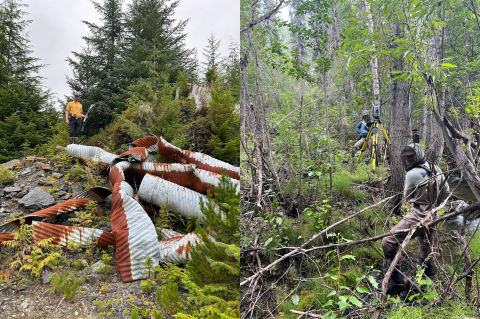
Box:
0, 136, 238, 283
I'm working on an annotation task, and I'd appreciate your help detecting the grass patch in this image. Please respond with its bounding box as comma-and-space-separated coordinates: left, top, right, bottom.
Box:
388, 300, 477, 318
333, 170, 368, 200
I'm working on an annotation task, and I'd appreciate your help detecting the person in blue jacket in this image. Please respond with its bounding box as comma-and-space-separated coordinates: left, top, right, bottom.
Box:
354, 110, 372, 149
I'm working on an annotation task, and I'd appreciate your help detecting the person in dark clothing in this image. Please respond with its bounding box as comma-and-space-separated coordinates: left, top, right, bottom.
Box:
382, 143, 449, 295
65, 92, 88, 144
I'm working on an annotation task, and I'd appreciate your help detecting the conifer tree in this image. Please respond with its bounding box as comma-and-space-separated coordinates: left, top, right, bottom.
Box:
202, 33, 221, 83
206, 84, 240, 165
186, 174, 240, 304
66, 0, 126, 135
124, 0, 198, 84
222, 41, 240, 102
0, 0, 57, 161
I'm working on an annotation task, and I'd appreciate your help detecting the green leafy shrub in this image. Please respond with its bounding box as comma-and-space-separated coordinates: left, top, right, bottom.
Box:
96, 253, 113, 280
0, 164, 17, 184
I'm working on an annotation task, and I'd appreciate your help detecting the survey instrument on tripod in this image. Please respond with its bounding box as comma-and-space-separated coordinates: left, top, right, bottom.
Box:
357, 105, 391, 168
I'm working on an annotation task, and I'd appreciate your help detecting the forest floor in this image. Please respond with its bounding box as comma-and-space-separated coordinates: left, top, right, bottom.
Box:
241, 158, 480, 319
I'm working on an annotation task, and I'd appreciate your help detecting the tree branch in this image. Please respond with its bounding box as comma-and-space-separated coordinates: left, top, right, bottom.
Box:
240, 196, 396, 287
277, 202, 480, 253
240, 0, 286, 34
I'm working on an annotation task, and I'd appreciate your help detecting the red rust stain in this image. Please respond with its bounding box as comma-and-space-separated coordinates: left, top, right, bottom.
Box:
175, 244, 186, 256
0, 233, 14, 244
118, 147, 148, 161
32, 222, 74, 247
132, 136, 158, 149
109, 166, 124, 185
185, 243, 190, 260
110, 182, 133, 283
157, 138, 240, 180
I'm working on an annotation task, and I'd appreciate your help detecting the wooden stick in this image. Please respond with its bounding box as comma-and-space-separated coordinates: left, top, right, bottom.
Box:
381, 227, 415, 299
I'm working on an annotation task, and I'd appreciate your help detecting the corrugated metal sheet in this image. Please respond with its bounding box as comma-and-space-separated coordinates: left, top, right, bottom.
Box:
132, 136, 159, 153
157, 137, 240, 180
0, 232, 14, 245
110, 181, 160, 282
158, 228, 184, 239
0, 198, 93, 233
109, 161, 131, 186
109, 159, 160, 282
32, 221, 115, 248
127, 162, 195, 188
191, 168, 240, 195
118, 147, 149, 162
158, 232, 202, 263
73, 187, 112, 202
66, 144, 117, 167
137, 174, 207, 222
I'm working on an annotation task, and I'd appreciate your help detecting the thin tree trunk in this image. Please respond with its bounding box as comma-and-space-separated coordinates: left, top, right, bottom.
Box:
324, 71, 333, 195
426, 26, 445, 165
241, 30, 263, 211
420, 97, 427, 141
387, 22, 412, 213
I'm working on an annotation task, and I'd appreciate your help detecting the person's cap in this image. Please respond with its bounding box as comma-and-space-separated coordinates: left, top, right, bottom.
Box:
74, 92, 80, 96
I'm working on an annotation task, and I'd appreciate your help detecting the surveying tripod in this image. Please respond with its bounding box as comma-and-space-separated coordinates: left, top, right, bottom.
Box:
357, 119, 391, 169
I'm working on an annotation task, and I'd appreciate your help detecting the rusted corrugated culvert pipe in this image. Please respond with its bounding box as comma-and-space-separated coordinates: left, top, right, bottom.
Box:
32, 221, 116, 248
0, 198, 93, 233
156, 136, 240, 180
109, 160, 160, 282
66, 144, 117, 168
137, 173, 209, 223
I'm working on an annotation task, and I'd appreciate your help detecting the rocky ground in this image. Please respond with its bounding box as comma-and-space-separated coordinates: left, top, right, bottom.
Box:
0, 154, 172, 319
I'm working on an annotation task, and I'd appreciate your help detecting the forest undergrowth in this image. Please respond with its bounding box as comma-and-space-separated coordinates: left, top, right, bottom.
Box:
241, 152, 480, 319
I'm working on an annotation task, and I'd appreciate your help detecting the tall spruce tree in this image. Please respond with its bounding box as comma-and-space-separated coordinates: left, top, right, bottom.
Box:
222, 41, 240, 102
66, 0, 126, 135
202, 33, 221, 83
0, 0, 57, 162
124, 0, 198, 85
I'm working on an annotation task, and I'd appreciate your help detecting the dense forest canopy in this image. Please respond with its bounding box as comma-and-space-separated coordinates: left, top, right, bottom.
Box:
241, 0, 480, 318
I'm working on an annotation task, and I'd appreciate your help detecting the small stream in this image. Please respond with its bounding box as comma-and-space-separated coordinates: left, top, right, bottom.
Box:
437, 177, 480, 264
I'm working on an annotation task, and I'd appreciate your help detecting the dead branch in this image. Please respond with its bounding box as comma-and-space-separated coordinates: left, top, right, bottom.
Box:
431, 256, 480, 307
290, 310, 325, 318
240, 196, 396, 287
276, 202, 480, 253
381, 227, 415, 298
240, 0, 286, 34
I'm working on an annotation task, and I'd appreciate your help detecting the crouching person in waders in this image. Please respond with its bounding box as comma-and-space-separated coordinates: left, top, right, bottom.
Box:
65, 92, 88, 144
382, 143, 449, 295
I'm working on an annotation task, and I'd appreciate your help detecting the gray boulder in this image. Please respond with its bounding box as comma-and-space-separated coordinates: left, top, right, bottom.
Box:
1, 159, 20, 170
4, 186, 21, 193
19, 187, 55, 208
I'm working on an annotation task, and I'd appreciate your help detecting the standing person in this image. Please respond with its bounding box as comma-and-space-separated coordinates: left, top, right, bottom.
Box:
382, 143, 449, 295
65, 92, 88, 144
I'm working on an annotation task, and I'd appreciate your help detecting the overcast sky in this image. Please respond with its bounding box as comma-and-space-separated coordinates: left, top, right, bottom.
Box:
23, 0, 240, 109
